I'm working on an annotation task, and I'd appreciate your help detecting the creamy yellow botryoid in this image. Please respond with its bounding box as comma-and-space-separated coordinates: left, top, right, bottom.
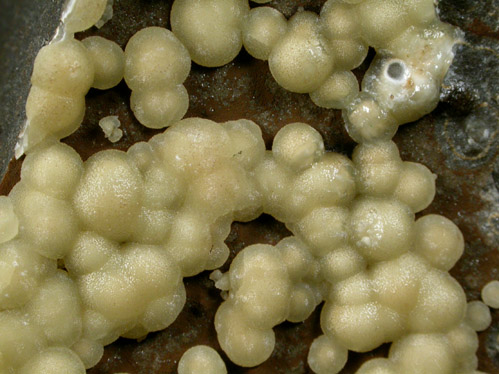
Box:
0, 0, 493, 374
178, 345, 227, 374
1, 120, 485, 374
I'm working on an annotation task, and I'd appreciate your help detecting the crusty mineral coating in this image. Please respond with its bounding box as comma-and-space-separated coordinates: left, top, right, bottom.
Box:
362, 55, 440, 125
64, 0, 109, 34
481, 280, 499, 308
82, 36, 125, 90
177, 345, 227, 374
387, 21, 458, 81
170, 0, 249, 67
242, 7, 288, 61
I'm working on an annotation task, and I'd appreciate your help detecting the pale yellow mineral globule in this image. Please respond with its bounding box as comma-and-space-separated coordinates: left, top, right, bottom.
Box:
310, 71, 360, 109
82, 36, 125, 90
413, 214, 465, 271
170, 0, 249, 67
178, 345, 227, 374
25, 86, 86, 143
130, 85, 189, 129
481, 280, 499, 308
31, 40, 94, 97
18, 347, 86, 374
0, 197, 18, 244
307, 334, 348, 374
272, 122, 325, 172
269, 11, 334, 94
124, 26, 191, 92
64, 0, 109, 34
70, 338, 104, 369
465, 301, 492, 332
242, 6, 288, 61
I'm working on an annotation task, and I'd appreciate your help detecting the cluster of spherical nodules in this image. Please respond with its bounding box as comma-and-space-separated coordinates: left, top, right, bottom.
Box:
1, 116, 269, 373
21, 39, 94, 153
20, 13, 125, 153
212, 237, 323, 367
124, 27, 191, 129
1, 123, 491, 373
208, 122, 488, 373
19, 0, 462, 152
170, 0, 461, 144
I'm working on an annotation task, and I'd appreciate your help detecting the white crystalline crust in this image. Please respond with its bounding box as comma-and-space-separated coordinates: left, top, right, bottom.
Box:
98, 116, 123, 143
1, 0, 487, 374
